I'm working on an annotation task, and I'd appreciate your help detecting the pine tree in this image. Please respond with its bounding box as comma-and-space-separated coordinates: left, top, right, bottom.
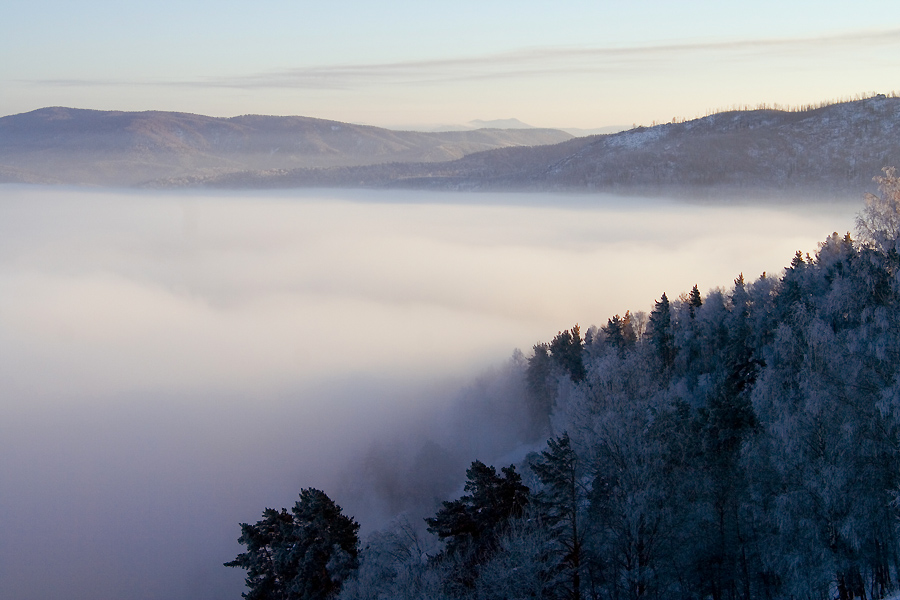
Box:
226, 489, 360, 600
425, 461, 530, 593
425, 461, 530, 560
226, 508, 295, 600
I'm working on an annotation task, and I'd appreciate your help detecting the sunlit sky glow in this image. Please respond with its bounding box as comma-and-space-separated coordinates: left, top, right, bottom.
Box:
3, 0, 899, 128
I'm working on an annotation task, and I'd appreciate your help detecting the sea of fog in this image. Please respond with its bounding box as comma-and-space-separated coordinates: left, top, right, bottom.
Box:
0, 185, 860, 600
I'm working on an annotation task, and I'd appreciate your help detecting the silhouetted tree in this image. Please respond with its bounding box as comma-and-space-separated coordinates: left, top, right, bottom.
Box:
550, 325, 587, 383
226, 488, 360, 600
425, 461, 530, 591
689, 284, 703, 318
602, 315, 631, 352
647, 293, 675, 369
425, 461, 530, 559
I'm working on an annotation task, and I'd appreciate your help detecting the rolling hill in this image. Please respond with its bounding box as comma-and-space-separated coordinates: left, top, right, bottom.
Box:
0, 107, 573, 186
164, 96, 900, 196
3, 96, 899, 195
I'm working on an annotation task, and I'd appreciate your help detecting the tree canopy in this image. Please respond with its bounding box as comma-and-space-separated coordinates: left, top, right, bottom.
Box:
255, 168, 900, 600
226, 488, 359, 600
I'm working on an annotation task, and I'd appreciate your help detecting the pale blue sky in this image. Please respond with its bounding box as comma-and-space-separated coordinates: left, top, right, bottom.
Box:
2, 0, 899, 128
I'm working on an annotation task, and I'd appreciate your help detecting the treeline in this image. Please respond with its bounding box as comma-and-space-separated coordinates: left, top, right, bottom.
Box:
229, 170, 900, 600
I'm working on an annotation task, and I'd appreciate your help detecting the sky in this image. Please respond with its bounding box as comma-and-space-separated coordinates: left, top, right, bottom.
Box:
2, 0, 900, 129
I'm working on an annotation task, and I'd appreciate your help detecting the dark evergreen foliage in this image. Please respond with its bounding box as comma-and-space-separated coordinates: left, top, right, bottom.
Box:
550, 325, 587, 383
425, 460, 530, 559
424, 461, 530, 593
648, 293, 675, 369
602, 314, 635, 353
689, 284, 703, 317
227, 488, 359, 600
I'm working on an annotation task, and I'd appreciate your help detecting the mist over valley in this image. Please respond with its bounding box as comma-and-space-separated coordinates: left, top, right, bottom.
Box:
0, 185, 860, 599
5, 0, 900, 596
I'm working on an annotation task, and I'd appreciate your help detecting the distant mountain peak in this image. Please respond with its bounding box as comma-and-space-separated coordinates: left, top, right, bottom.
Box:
468, 118, 534, 129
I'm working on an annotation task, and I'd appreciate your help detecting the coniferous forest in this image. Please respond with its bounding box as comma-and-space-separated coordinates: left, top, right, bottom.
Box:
228, 169, 900, 600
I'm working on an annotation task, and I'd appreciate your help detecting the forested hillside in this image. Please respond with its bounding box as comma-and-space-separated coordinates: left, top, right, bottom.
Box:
196, 95, 900, 195
228, 171, 900, 600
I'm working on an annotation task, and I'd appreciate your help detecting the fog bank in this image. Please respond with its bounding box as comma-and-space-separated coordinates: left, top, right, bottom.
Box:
0, 186, 858, 599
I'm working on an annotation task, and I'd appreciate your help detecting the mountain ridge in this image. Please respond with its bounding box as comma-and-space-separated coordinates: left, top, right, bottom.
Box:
3, 97, 900, 195
0, 107, 573, 186
179, 96, 900, 196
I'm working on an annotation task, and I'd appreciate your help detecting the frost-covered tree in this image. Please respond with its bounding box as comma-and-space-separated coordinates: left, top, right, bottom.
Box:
307, 170, 900, 600
475, 514, 563, 600
557, 340, 677, 600
857, 166, 900, 256
531, 433, 588, 600
337, 517, 445, 600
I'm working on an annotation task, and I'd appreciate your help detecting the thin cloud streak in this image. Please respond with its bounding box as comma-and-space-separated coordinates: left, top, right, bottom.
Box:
25, 28, 900, 91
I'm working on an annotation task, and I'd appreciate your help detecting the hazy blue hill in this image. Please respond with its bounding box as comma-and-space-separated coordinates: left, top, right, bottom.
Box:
468, 118, 535, 129
403, 95, 900, 194
179, 96, 900, 195
5, 97, 899, 194
0, 107, 572, 186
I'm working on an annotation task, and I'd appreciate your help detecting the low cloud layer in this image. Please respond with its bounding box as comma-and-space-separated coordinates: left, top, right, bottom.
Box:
0, 186, 859, 599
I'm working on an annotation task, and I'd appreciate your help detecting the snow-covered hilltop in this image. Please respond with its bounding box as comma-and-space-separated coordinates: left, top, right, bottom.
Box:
535, 94, 900, 193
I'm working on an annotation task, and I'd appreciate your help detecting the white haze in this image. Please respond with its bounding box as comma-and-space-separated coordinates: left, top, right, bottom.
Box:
0, 186, 858, 600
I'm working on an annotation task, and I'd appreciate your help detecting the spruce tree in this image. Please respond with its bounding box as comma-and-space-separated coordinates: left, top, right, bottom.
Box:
688, 284, 703, 318
648, 293, 675, 369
